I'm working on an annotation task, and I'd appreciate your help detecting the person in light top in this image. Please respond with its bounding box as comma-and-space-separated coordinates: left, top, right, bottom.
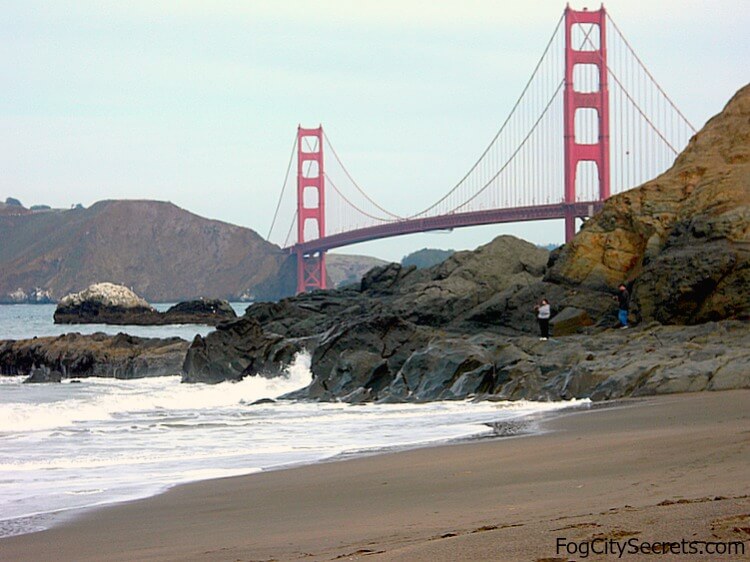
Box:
535, 298, 551, 341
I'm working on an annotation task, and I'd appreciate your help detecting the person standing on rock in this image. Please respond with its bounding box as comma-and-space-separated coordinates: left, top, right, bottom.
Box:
615, 284, 630, 329
535, 298, 551, 341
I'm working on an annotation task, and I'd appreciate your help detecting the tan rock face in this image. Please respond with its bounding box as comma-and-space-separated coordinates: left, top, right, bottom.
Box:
548, 83, 750, 323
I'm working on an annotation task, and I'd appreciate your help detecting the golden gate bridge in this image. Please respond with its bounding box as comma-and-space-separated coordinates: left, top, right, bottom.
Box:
266, 5, 695, 293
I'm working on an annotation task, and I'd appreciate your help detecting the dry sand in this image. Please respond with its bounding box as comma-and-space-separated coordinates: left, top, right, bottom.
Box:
1, 390, 748, 561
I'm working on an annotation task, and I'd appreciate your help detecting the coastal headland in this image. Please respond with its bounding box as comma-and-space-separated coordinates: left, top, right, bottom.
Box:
1, 390, 747, 561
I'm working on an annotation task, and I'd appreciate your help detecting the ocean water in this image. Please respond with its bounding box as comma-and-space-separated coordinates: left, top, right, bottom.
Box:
0, 304, 583, 538
0, 303, 248, 341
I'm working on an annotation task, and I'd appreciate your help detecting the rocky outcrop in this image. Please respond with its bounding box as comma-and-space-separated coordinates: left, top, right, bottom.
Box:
301, 315, 434, 401
161, 299, 237, 325
181, 235, 631, 392
182, 85, 749, 406
54, 283, 236, 325
0, 332, 189, 381
548, 83, 750, 324
182, 316, 302, 384
317, 320, 749, 403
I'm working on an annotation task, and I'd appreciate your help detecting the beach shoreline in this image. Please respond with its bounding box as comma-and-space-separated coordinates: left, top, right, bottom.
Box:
0, 397, 589, 540
1, 390, 748, 561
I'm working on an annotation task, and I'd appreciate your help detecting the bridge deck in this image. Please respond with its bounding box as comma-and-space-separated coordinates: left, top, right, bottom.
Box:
288, 201, 603, 254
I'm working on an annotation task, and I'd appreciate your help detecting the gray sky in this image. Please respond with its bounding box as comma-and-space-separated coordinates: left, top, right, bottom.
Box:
2, 0, 748, 262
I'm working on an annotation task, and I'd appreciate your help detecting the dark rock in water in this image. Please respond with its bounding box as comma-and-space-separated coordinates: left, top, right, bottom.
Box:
54, 283, 236, 326
181, 316, 304, 384
24, 367, 63, 383
248, 398, 276, 406
0, 332, 188, 381
163, 299, 237, 324
306, 315, 433, 401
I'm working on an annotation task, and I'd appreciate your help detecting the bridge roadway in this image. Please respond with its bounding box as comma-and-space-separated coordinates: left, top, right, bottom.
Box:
288, 200, 604, 255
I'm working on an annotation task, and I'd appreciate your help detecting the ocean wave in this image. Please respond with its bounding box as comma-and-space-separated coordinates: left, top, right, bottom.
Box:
0, 352, 312, 433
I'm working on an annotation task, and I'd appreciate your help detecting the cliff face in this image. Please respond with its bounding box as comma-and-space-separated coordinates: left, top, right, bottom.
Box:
548, 83, 750, 323
0, 200, 296, 302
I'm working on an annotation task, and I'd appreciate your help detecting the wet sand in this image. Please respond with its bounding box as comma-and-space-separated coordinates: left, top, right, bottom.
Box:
1, 390, 748, 561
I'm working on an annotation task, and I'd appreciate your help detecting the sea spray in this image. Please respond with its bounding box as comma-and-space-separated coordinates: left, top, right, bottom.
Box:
0, 351, 313, 433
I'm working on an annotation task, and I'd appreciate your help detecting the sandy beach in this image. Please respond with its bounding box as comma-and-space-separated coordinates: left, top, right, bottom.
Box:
1, 390, 748, 561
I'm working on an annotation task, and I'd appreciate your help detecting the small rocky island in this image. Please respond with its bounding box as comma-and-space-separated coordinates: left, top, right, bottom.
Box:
0, 332, 189, 382
53, 282, 237, 326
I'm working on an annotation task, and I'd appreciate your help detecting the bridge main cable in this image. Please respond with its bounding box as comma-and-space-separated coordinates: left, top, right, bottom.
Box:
323, 132, 403, 220
574, 12, 694, 155
406, 11, 565, 219
266, 134, 298, 241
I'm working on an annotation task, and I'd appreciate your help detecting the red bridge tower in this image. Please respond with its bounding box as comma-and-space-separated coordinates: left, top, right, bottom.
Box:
296, 126, 327, 293
563, 5, 610, 241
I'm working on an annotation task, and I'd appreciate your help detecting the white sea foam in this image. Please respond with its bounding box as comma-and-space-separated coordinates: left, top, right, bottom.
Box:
0, 352, 313, 433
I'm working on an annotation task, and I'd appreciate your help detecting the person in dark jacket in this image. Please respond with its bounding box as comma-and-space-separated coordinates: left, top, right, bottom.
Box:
615, 284, 630, 328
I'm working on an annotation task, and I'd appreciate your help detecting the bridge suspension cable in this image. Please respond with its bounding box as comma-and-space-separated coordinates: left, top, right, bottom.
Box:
406, 12, 566, 219
273, 6, 698, 254
266, 135, 298, 241
607, 14, 696, 134
323, 133, 403, 220
450, 79, 565, 213
324, 172, 398, 222
575, 14, 690, 155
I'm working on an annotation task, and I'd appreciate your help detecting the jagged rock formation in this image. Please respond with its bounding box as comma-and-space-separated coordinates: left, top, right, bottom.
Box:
54, 283, 237, 325
292, 320, 750, 403
548, 83, 750, 324
0, 332, 188, 381
182, 317, 300, 384
182, 236, 583, 384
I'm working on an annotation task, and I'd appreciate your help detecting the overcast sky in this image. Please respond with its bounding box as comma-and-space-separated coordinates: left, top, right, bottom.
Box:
2, 0, 748, 261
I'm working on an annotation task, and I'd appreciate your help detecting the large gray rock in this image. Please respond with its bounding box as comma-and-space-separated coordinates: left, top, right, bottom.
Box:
0, 332, 188, 381
384, 338, 493, 402
181, 316, 301, 384
304, 315, 434, 401
549, 306, 594, 336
